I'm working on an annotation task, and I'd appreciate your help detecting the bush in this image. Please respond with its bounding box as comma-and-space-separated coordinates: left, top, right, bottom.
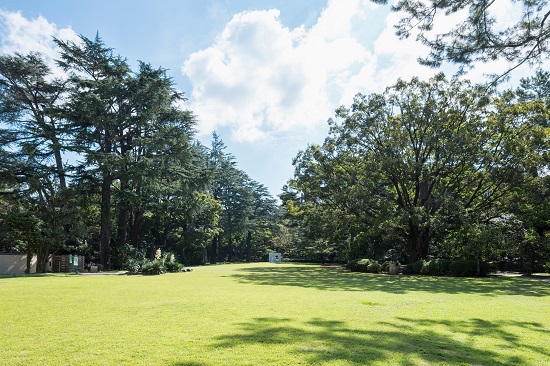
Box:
498, 261, 523, 272
449, 259, 482, 277
165, 261, 183, 273
367, 260, 382, 273
126, 258, 144, 275
347, 259, 381, 273
141, 259, 164, 275
125, 250, 186, 275
405, 260, 424, 274
420, 259, 451, 276
404, 259, 489, 277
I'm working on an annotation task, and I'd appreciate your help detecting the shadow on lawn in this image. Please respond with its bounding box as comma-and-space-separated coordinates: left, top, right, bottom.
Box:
230, 265, 550, 296
211, 316, 547, 365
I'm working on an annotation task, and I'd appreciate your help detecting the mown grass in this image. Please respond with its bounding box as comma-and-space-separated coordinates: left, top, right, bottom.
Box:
0, 262, 549, 365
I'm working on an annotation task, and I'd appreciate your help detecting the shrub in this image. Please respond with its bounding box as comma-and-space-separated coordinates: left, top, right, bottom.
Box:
165, 261, 183, 273
126, 258, 144, 275
404, 259, 489, 277
125, 249, 186, 275
405, 260, 424, 274
347, 259, 381, 273
367, 260, 382, 273
141, 259, 164, 275
420, 259, 451, 276
449, 260, 479, 277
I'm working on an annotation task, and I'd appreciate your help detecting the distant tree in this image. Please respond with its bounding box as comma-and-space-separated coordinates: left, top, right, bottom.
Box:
207, 133, 278, 263
245, 180, 278, 262
375, 0, 550, 78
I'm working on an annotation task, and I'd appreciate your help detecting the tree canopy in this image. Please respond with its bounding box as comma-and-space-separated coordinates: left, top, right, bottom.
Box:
375, 0, 550, 78
288, 74, 549, 266
0, 35, 279, 272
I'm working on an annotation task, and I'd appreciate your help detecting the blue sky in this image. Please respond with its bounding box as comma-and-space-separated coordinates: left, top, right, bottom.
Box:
0, 0, 529, 197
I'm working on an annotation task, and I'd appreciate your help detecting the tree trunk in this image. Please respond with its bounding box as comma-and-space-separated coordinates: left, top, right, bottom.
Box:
36, 244, 51, 273
130, 207, 144, 249
405, 222, 431, 262
210, 235, 218, 264
53, 146, 67, 190
245, 230, 252, 262
25, 248, 32, 274
228, 235, 233, 262
116, 178, 129, 249
99, 173, 112, 269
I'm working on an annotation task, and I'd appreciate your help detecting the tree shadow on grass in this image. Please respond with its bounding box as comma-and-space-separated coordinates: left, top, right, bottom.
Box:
230, 265, 550, 296
212, 316, 548, 365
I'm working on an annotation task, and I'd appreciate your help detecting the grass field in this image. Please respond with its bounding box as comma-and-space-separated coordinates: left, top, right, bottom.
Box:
0, 263, 549, 365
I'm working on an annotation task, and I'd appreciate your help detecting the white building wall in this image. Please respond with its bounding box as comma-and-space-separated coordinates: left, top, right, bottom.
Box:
0, 254, 37, 274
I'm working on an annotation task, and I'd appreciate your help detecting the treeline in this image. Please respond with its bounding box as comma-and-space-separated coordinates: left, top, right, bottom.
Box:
282, 74, 550, 274
0, 35, 279, 271
2, 34, 550, 275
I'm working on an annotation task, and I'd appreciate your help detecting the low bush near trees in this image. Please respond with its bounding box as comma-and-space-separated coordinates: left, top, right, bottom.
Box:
126, 250, 184, 275
347, 258, 382, 273
404, 259, 495, 276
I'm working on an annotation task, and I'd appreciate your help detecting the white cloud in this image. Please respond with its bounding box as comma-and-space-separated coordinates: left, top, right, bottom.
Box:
183, 0, 543, 143
0, 10, 79, 76
183, 0, 383, 142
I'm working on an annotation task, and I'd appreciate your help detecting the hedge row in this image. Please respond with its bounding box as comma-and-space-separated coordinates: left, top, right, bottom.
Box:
347, 258, 494, 277
405, 259, 494, 277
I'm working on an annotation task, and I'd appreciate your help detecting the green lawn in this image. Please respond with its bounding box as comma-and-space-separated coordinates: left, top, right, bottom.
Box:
1, 263, 549, 365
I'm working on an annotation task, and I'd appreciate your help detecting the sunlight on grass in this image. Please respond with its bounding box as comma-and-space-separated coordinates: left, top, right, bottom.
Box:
0, 263, 549, 365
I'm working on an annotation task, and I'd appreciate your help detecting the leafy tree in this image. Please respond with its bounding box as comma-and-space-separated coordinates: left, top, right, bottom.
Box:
207, 133, 254, 262
292, 74, 542, 262
3, 211, 42, 273
0, 52, 78, 271
55, 34, 131, 269
508, 70, 550, 273
0, 52, 68, 188
110, 62, 199, 260
244, 180, 278, 262
207, 133, 278, 263
375, 0, 550, 78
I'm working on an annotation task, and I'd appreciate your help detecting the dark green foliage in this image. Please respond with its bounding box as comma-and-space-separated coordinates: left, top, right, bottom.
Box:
405, 259, 491, 277
207, 133, 278, 264
449, 260, 481, 277
141, 260, 164, 275
406, 260, 424, 275
420, 259, 451, 276
290, 75, 539, 264
125, 255, 184, 275
164, 260, 183, 273
347, 259, 382, 273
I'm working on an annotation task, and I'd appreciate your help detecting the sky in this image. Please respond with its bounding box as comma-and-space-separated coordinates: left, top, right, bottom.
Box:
0, 0, 533, 198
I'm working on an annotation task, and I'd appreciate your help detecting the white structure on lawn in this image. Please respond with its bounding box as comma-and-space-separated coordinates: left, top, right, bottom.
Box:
268, 253, 282, 263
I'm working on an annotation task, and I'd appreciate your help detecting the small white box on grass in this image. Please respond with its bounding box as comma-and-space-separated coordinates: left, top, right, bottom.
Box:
268, 253, 282, 263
